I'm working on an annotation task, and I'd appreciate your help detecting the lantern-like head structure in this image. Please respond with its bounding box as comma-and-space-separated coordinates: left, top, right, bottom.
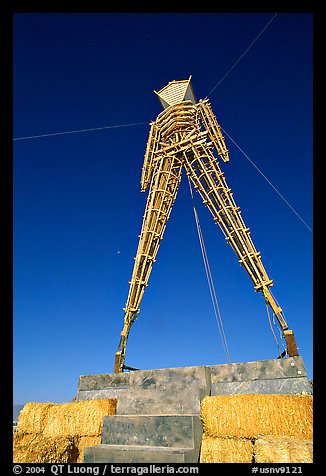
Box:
154, 75, 196, 109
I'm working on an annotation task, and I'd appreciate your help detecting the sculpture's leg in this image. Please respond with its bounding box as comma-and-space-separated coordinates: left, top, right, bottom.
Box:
183, 143, 272, 291
183, 143, 298, 356
114, 153, 183, 372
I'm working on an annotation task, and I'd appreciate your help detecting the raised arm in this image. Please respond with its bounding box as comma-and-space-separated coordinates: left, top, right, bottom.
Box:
197, 98, 229, 162
140, 121, 161, 192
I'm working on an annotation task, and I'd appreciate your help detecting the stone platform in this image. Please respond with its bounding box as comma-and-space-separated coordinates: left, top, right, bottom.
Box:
79, 357, 311, 463
84, 415, 203, 463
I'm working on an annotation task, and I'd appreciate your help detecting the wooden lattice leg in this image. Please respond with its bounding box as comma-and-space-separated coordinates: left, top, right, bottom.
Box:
183, 143, 272, 292
183, 144, 299, 356
114, 154, 183, 372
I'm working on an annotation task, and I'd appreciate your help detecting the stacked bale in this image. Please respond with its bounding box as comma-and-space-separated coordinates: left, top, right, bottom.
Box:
13, 399, 117, 463
200, 435, 253, 463
254, 435, 313, 463
13, 434, 79, 463
200, 394, 313, 463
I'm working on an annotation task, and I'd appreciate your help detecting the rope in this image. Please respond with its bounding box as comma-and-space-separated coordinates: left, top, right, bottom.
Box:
187, 175, 232, 363
13, 121, 148, 141
264, 298, 287, 357
221, 126, 313, 234
269, 288, 288, 353
265, 300, 281, 356
206, 13, 278, 97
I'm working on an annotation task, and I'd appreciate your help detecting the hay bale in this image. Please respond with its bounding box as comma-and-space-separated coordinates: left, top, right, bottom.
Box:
200, 434, 253, 463
17, 402, 55, 434
16, 399, 116, 437
43, 399, 117, 437
13, 431, 39, 446
201, 394, 313, 439
254, 435, 313, 463
13, 435, 79, 463
14, 399, 117, 463
76, 436, 102, 463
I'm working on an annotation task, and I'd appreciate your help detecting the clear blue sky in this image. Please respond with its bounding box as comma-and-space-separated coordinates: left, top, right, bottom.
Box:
13, 13, 313, 404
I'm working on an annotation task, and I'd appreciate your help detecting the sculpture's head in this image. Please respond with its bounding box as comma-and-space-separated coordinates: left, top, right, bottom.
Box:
154, 76, 196, 109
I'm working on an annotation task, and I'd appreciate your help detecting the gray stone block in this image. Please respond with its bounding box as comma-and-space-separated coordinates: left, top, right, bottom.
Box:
77, 365, 211, 412
209, 356, 307, 383
77, 372, 131, 401
209, 357, 312, 396
101, 415, 203, 449
84, 444, 199, 463
116, 388, 205, 415
78, 372, 131, 391
126, 365, 210, 393
77, 388, 128, 401
211, 377, 312, 395
84, 414, 202, 463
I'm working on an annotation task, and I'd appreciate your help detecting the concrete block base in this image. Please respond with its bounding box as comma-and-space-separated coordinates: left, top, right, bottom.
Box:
78, 356, 311, 463
84, 445, 199, 463
84, 414, 203, 463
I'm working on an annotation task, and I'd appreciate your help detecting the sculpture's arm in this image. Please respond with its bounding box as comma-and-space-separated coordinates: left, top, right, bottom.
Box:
140, 121, 161, 192
197, 99, 229, 162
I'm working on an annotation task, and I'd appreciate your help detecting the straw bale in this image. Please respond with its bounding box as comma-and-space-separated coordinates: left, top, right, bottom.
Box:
76, 435, 102, 463
13, 435, 79, 463
14, 399, 117, 463
200, 434, 253, 463
13, 431, 39, 447
254, 435, 313, 463
42, 399, 117, 437
17, 402, 55, 434
201, 394, 313, 439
